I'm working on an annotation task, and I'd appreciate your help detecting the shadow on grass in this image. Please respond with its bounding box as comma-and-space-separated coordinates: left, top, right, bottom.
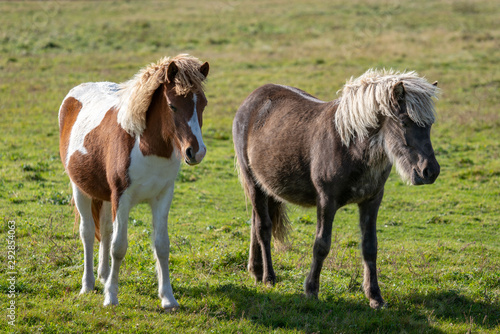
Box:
176, 282, 498, 333
410, 290, 500, 330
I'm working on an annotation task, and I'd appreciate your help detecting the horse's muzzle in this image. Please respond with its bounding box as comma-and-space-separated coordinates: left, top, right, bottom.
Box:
411, 162, 440, 185
185, 146, 207, 166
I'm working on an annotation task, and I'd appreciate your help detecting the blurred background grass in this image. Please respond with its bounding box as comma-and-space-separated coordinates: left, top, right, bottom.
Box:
0, 1, 499, 333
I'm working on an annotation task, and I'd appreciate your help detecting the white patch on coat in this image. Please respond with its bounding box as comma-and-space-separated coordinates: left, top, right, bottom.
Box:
188, 94, 207, 161
126, 137, 181, 204
61, 82, 120, 166
277, 85, 325, 103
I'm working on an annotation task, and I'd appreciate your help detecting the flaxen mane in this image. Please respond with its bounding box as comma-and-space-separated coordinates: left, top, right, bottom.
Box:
117, 54, 207, 137
335, 69, 439, 146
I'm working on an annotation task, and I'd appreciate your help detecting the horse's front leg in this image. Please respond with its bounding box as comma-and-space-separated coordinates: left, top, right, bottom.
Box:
150, 185, 179, 310
358, 191, 385, 309
103, 196, 131, 306
304, 195, 338, 297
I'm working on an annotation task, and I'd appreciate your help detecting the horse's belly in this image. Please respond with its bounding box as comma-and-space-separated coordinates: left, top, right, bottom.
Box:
67, 151, 112, 201
249, 153, 317, 207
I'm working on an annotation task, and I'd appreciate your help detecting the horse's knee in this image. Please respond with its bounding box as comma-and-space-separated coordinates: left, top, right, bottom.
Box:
111, 239, 127, 261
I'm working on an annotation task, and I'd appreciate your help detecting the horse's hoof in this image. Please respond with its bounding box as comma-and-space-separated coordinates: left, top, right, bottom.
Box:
103, 294, 119, 306
264, 280, 275, 288
162, 299, 179, 311
79, 286, 94, 295
304, 291, 318, 299
163, 305, 179, 313
369, 299, 387, 309
248, 266, 263, 283
303, 279, 319, 298
262, 274, 276, 287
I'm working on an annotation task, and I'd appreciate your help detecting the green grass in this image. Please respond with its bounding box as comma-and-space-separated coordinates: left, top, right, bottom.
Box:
1, 0, 499, 333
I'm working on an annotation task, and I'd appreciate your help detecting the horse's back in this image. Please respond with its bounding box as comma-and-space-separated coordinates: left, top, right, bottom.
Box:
234, 84, 325, 142
60, 82, 119, 116
59, 81, 120, 161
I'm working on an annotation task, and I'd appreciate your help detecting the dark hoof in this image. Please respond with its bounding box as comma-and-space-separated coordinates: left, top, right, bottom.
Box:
304, 291, 318, 299
262, 270, 276, 286
369, 298, 387, 309
263, 277, 276, 287
248, 265, 263, 283
303, 279, 319, 298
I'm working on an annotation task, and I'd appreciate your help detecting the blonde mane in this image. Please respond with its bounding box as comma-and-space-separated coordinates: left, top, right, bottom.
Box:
335, 69, 439, 146
117, 54, 206, 137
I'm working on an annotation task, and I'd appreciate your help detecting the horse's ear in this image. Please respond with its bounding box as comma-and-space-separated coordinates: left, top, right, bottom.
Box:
432, 81, 438, 86
200, 62, 209, 79
393, 81, 405, 101
167, 61, 179, 83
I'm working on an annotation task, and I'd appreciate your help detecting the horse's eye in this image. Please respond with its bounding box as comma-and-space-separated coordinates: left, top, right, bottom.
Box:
169, 104, 177, 112
399, 114, 411, 128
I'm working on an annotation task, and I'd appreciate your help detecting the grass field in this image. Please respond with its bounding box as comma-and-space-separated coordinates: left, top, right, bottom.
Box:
0, 0, 499, 333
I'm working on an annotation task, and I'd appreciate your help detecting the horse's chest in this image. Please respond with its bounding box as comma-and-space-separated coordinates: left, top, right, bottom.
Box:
127, 141, 181, 203
344, 167, 390, 204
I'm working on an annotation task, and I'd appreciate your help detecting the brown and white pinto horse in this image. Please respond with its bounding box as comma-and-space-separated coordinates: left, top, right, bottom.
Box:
59, 55, 209, 309
233, 69, 440, 309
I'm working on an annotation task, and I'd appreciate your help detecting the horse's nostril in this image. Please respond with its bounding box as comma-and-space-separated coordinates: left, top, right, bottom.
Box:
422, 167, 430, 179
186, 147, 194, 160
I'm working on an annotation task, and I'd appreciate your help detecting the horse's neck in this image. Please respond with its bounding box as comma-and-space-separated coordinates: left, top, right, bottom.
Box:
138, 90, 176, 159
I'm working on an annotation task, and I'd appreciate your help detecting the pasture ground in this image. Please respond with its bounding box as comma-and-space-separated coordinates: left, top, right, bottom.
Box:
0, 0, 499, 333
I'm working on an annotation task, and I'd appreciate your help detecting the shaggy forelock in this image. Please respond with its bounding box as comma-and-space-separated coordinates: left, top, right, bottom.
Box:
116, 54, 206, 137
335, 68, 439, 146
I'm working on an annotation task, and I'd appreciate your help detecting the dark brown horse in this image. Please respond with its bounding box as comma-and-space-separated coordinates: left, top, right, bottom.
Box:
232, 69, 440, 308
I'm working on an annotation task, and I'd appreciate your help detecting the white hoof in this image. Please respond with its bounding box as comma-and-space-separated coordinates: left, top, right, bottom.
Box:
161, 298, 179, 311
79, 286, 94, 295
103, 293, 119, 306
79, 282, 94, 294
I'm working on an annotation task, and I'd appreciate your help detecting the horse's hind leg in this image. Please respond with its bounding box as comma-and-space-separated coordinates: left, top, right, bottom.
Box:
237, 158, 275, 285
249, 187, 276, 286
358, 192, 385, 309
103, 196, 131, 306
97, 201, 112, 284
72, 183, 95, 294
248, 208, 264, 282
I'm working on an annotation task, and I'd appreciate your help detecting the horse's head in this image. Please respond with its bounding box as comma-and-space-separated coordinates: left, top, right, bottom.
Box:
163, 60, 209, 165
384, 81, 440, 185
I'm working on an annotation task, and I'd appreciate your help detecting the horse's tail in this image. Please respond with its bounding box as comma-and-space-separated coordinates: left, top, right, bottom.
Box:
71, 196, 79, 236
269, 198, 291, 251
91, 199, 102, 242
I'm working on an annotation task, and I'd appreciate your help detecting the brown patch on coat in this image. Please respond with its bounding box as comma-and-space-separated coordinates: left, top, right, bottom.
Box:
66, 107, 134, 220
59, 97, 82, 166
